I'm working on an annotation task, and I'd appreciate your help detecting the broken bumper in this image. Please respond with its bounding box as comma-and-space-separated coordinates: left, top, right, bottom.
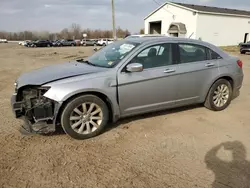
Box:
10, 93, 58, 134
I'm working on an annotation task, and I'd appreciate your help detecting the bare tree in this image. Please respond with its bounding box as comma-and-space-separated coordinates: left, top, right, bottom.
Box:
70, 23, 81, 39
60, 28, 70, 39
140, 28, 144, 34
1, 24, 131, 41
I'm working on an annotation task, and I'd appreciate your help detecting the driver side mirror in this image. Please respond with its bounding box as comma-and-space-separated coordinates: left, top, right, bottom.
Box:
126, 63, 143, 72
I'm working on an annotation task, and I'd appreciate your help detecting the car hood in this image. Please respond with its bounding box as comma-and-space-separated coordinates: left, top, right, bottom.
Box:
16, 61, 107, 89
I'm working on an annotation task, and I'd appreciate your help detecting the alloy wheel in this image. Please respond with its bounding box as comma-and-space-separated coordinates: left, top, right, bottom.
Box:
69, 102, 103, 135
213, 84, 230, 107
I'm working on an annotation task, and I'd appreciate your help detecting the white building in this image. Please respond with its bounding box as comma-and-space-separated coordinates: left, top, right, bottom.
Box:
144, 2, 250, 46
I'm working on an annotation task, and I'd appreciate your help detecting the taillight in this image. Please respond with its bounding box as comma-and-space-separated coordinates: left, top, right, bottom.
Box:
237, 60, 243, 68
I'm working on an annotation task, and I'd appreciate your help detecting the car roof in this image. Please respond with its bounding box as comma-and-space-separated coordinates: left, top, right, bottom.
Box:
123, 36, 229, 58
124, 36, 214, 46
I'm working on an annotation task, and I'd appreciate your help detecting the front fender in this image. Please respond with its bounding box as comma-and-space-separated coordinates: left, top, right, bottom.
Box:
43, 76, 120, 122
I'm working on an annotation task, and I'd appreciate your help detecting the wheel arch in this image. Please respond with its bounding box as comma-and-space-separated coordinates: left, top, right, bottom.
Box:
204, 75, 234, 102
55, 91, 116, 125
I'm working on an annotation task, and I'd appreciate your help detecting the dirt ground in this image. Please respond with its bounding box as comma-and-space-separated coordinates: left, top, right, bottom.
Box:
0, 43, 250, 188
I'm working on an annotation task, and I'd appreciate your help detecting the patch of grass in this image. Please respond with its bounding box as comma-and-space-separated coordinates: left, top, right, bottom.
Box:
220, 45, 239, 53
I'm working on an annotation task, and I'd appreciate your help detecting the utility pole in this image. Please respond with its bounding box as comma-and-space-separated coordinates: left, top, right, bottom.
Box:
111, 0, 117, 40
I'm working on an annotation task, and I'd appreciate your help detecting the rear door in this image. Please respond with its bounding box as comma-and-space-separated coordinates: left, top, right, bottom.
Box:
174, 43, 220, 106
118, 43, 179, 117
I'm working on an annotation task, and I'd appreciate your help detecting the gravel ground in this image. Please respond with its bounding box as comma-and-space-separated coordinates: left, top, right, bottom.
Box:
0, 43, 250, 188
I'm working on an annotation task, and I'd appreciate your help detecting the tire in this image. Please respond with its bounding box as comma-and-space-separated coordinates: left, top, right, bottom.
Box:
61, 95, 109, 140
47, 44, 51, 47
241, 51, 246, 54
71, 43, 75, 47
204, 79, 233, 111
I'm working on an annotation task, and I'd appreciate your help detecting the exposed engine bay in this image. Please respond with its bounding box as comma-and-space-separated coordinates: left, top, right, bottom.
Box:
16, 87, 56, 134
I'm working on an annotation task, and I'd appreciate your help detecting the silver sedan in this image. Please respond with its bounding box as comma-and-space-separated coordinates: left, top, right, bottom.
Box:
11, 37, 244, 139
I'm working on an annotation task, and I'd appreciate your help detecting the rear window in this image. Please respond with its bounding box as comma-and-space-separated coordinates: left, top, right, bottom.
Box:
178, 44, 207, 63
207, 48, 222, 60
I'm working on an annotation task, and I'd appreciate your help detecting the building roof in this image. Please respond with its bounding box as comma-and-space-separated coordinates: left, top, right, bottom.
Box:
145, 1, 250, 20
175, 2, 250, 17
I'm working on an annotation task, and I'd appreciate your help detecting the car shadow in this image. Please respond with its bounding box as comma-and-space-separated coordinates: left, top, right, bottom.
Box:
49, 104, 203, 136
205, 141, 250, 188
105, 104, 203, 132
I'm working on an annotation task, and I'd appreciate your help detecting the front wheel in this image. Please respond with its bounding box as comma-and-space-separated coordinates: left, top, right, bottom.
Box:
204, 79, 233, 111
61, 95, 109, 140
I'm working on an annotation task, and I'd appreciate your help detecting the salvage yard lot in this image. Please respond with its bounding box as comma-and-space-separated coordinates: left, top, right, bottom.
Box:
0, 43, 250, 188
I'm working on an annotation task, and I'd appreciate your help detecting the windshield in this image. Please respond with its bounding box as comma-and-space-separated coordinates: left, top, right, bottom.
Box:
87, 40, 139, 68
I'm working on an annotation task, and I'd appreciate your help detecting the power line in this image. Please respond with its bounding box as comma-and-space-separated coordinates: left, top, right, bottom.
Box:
152, 0, 175, 16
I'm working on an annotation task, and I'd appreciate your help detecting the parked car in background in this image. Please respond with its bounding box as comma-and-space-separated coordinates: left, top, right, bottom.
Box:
239, 43, 250, 54
81, 39, 98, 46
24, 40, 37, 47
11, 37, 244, 140
19, 40, 31, 46
125, 34, 166, 39
52, 40, 61, 46
0, 39, 8, 43
97, 38, 114, 46
56, 39, 76, 47
20, 40, 31, 46
30, 40, 53, 47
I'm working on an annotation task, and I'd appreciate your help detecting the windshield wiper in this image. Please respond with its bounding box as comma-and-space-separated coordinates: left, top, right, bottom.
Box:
76, 59, 97, 67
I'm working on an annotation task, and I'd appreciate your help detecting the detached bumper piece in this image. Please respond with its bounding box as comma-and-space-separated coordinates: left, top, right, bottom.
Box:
11, 89, 57, 135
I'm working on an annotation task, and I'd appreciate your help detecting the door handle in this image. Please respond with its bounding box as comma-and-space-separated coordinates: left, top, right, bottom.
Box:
205, 63, 215, 67
164, 69, 176, 73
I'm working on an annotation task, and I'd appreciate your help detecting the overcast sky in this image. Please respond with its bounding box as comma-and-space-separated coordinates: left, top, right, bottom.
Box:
0, 0, 250, 33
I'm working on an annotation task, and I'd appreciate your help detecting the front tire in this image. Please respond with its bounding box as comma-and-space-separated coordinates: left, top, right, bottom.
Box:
61, 95, 109, 140
204, 79, 233, 111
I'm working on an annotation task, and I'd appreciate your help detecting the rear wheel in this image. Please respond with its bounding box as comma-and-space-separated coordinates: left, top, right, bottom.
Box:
47, 44, 51, 47
61, 95, 109, 140
204, 79, 233, 111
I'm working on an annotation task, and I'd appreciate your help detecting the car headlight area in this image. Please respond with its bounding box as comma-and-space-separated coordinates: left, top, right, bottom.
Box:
12, 86, 59, 134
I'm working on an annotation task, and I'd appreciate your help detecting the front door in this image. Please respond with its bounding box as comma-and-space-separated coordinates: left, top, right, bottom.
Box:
174, 43, 220, 106
118, 43, 179, 117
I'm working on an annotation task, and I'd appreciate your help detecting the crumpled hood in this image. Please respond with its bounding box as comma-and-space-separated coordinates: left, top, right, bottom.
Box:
16, 61, 107, 89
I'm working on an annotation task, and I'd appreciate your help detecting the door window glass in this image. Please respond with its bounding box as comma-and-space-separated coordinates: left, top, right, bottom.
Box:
178, 44, 207, 63
132, 44, 173, 69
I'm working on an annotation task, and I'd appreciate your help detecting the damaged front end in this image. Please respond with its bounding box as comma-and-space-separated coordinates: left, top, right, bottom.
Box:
11, 85, 60, 134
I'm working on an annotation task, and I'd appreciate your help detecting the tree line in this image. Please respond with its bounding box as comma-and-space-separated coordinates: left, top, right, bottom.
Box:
0, 24, 132, 41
